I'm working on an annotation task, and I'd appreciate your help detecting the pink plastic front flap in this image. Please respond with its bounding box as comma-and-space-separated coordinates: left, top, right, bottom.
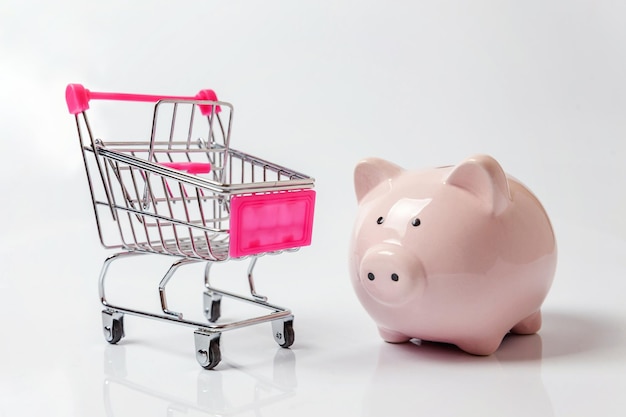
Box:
229, 190, 316, 258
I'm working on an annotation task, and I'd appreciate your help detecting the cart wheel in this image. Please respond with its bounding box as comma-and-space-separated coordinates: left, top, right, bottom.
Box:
203, 292, 222, 323
194, 331, 221, 370
208, 298, 221, 322
272, 319, 295, 348
102, 311, 125, 344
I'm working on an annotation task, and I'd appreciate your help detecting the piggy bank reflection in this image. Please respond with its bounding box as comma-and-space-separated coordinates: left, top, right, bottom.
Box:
349, 155, 557, 355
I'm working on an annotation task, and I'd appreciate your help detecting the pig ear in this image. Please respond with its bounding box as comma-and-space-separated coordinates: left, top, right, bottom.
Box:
354, 157, 404, 203
445, 155, 512, 215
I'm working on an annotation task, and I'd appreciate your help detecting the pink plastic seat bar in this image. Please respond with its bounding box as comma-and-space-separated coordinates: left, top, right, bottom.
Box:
160, 162, 212, 174
65, 83, 220, 116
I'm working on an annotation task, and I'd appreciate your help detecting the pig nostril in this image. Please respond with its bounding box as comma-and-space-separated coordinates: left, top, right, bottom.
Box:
391, 273, 399, 282
367, 272, 375, 281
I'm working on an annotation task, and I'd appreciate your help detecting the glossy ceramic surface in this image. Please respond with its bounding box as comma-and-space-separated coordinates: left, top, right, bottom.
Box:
350, 155, 557, 354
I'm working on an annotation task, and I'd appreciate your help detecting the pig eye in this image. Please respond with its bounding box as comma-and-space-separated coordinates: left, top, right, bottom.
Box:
411, 218, 421, 227
376, 216, 384, 225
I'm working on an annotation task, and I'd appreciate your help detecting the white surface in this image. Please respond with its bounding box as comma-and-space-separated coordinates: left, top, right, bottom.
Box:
2, 1, 626, 416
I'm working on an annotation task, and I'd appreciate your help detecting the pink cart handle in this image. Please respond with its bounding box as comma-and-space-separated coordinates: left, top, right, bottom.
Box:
65, 83, 220, 116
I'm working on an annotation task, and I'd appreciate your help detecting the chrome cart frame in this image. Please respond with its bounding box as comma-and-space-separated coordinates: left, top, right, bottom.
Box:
66, 84, 315, 369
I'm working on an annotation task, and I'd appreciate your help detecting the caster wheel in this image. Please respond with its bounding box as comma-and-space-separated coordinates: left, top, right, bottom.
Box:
203, 292, 222, 323
102, 311, 124, 344
194, 331, 221, 370
272, 319, 295, 348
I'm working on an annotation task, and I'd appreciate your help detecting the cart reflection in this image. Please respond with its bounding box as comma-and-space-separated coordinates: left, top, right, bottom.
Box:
103, 346, 297, 416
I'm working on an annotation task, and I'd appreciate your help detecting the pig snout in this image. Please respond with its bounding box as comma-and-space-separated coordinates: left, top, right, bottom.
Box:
359, 244, 425, 305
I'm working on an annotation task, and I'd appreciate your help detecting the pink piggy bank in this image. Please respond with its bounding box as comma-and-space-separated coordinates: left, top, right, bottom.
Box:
349, 155, 557, 355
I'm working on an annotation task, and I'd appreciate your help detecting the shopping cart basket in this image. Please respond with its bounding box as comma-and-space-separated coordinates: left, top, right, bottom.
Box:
66, 83, 316, 369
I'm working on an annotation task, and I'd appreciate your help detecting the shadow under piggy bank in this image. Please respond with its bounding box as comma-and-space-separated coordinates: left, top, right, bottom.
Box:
360, 333, 554, 417
538, 310, 623, 359
360, 309, 624, 416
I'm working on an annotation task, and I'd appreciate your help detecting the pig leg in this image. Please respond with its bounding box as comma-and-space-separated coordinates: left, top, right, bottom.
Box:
378, 327, 411, 344
510, 310, 542, 335
456, 334, 505, 356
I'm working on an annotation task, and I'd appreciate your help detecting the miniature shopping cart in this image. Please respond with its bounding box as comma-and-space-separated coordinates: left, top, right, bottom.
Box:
66, 83, 315, 369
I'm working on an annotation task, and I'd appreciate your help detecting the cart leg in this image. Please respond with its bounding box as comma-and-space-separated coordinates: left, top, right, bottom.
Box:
99, 251, 144, 307
247, 256, 268, 302
203, 261, 215, 290
102, 310, 125, 344
272, 317, 295, 348
203, 291, 222, 323
203, 262, 222, 322
159, 258, 198, 319
194, 331, 221, 370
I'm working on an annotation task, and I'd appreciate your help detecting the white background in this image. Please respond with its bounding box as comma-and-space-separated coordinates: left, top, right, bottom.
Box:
1, 1, 625, 416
